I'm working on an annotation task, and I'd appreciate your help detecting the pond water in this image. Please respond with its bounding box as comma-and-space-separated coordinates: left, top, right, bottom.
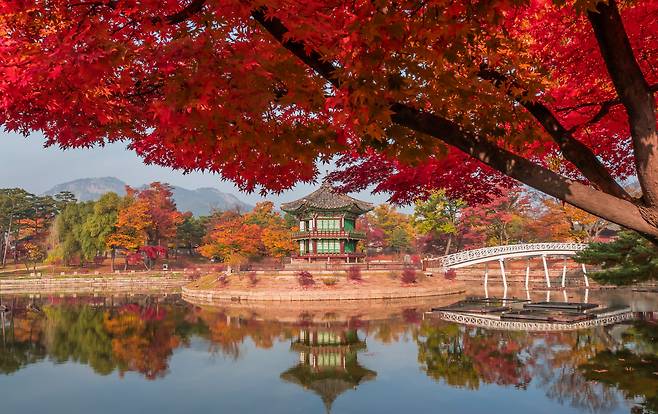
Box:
0, 289, 656, 414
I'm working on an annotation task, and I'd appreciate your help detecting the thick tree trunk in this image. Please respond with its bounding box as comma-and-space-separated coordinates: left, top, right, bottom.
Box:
2, 212, 13, 268
588, 0, 658, 217
444, 234, 452, 256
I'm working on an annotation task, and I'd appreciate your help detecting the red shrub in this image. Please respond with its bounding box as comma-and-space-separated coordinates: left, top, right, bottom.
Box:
444, 269, 457, 280
298, 271, 315, 288
346, 266, 362, 282
401, 267, 417, 284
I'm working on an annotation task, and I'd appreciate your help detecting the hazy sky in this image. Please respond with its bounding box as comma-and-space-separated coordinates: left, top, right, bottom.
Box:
0, 130, 398, 209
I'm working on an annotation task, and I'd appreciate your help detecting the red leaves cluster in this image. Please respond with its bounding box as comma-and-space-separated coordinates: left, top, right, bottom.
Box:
0, 1, 656, 202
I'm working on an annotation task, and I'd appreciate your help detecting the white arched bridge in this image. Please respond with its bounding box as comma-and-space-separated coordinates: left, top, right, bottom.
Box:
424, 242, 590, 291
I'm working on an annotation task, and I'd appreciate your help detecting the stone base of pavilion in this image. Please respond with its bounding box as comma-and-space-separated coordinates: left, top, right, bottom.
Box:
285, 256, 413, 271
182, 269, 466, 303
286, 254, 367, 266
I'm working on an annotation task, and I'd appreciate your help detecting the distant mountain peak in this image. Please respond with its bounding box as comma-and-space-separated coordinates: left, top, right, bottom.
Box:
43, 177, 252, 216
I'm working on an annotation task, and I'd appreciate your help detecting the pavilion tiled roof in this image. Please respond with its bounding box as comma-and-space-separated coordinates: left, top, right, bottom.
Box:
281, 182, 374, 214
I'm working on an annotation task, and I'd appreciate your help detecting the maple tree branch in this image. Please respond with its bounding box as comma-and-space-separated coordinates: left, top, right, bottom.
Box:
252, 7, 658, 237
588, 0, 658, 214
251, 8, 340, 88
555, 84, 658, 114
478, 67, 631, 201
150, 0, 207, 25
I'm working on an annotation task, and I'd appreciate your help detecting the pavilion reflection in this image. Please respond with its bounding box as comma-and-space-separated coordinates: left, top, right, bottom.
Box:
281, 326, 376, 413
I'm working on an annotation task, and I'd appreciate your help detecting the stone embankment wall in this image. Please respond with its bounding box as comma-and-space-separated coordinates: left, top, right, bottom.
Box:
0, 275, 188, 294
181, 282, 465, 304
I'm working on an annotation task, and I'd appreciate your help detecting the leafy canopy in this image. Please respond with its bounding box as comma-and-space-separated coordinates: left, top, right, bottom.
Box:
1, 0, 656, 205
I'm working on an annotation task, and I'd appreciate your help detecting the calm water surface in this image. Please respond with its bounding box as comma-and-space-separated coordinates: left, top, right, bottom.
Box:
0, 290, 656, 414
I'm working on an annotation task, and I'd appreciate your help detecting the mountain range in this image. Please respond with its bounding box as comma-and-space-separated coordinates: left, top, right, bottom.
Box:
43, 177, 253, 216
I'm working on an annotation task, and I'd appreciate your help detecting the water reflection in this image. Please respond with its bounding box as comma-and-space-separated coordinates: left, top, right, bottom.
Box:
281, 327, 376, 413
0, 293, 656, 414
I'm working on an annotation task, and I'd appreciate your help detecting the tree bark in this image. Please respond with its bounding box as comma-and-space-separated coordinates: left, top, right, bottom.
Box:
588, 0, 658, 215
444, 234, 452, 256
478, 66, 631, 201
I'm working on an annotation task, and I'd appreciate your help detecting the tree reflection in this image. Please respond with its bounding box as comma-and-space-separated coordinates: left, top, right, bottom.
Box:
417, 322, 529, 389
1, 296, 208, 380
417, 317, 658, 413
579, 320, 658, 414
0, 310, 46, 374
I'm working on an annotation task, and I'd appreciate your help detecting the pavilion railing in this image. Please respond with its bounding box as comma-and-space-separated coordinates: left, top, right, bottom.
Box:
291, 230, 367, 239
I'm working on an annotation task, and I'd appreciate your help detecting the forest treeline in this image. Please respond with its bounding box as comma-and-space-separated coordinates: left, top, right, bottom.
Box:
0, 184, 611, 271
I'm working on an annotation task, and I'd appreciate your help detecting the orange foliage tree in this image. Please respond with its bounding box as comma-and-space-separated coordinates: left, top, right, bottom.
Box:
198, 211, 263, 270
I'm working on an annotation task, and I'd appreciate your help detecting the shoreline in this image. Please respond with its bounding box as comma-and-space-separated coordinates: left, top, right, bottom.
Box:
181, 282, 467, 304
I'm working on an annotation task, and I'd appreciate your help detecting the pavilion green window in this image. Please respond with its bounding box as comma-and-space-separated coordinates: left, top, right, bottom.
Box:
317, 239, 340, 253
318, 219, 340, 231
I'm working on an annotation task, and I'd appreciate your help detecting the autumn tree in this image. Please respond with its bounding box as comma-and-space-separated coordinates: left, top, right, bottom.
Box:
366, 205, 415, 254
244, 201, 294, 259
130, 183, 183, 247
0, 189, 65, 267
524, 199, 573, 243
413, 190, 465, 255
198, 211, 263, 270
459, 187, 531, 247
1, 0, 657, 244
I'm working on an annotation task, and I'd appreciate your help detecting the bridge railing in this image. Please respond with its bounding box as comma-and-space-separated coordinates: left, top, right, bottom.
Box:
425, 242, 588, 269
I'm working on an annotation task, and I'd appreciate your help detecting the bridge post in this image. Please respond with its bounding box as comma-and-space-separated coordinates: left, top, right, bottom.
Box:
542, 254, 551, 288
484, 264, 489, 298
561, 257, 567, 288
582, 263, 589, 287
524, 260, 530, 290
498, 258, 507, 290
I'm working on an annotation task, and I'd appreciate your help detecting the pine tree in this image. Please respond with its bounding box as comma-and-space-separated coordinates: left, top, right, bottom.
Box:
575, 232, 658, 285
